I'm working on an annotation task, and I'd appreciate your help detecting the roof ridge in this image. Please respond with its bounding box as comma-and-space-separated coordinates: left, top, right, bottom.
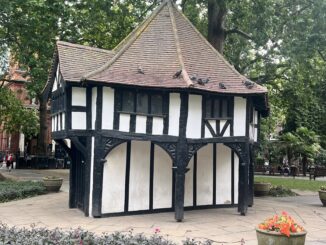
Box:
83, 1, 169, 81
172, 6, 262, 87
57, 41, 113, 54
167, 1, 193, 87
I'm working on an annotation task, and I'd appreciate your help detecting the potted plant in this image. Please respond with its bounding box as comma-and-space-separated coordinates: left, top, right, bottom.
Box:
256, 211, 306, 245
43, 176, 63, 192
254, 181, 271, 196
319, 186, 326, 206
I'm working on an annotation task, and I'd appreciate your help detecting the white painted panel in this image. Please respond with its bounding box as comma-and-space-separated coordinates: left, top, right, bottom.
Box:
205, 120, 216, 138
51, 117, 55, 132
92, 87, 97, 130
234, 154, 239, 204
102, 87, 114, 130
153, 145, 172, 209
119, 114, 130, 132
186, 95, 202, 138
249, 126, 255, 141
254, 128, 258, 142
220, 120, 230, 137
89, 137, 95, 217
58, 114, 61, 131
54, 115, 57, 131
254, 110, 258, 124
52, 77, 58, 92
135, 115, 147, 134
197, 145, 213, 205
233, 97, 247, 136
62, 113, 65, 130
72, 87, 86, 106
152, 117, 164, 135
129, 141, 150, 211
102, 143, 127, 213
71, 112, 86, 130
19, 133, 25, 152
216, 144, 232, 204
184, 157, 194, 207
169, 93, 180, 136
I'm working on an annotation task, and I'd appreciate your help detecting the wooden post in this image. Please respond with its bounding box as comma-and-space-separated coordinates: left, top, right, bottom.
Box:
238, 143, 249, 215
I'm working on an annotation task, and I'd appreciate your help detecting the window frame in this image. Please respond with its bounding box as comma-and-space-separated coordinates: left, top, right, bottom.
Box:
204, 95, 232, 120
119, 90, 165, 117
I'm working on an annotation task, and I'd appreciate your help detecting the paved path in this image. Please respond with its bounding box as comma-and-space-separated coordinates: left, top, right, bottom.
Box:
0, 169, 326, 244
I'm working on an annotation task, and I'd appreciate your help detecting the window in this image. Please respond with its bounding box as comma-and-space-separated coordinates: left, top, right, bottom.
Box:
205, 96, 230, 118
121, 90, 163, 116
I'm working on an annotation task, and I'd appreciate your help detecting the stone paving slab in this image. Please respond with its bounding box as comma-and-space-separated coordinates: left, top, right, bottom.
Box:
0, 169, 326, 244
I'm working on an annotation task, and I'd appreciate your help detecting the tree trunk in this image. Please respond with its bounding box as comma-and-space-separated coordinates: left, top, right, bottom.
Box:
207, 0, 227, 53
37, 96, 48, 155
302, 155, 307, 176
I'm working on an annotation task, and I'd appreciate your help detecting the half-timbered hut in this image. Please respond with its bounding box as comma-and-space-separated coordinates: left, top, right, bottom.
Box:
44, 0, 269, 221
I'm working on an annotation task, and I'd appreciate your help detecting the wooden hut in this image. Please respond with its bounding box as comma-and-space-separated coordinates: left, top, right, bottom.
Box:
44, 0, 269, 221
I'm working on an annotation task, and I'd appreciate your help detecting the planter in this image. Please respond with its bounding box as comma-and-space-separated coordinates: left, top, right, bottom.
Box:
43, 177, 63, 192
254, 182, 271, 196
256, 228, 307, 245
319, 190, 326, 206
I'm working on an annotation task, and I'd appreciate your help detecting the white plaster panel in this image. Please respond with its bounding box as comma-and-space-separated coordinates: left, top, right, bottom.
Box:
71, 87, 86, 106
153, 145, 172, 209
102, 87, 114, 130
119, 114, 130, 132
129, 141, 150, 211
92, 87, 97, 130
64, 139, 71, 148
135, 115, 147, 134
186, 95, 202, 138
58, 114, 61, 131
51, 117, 55, 132
254, 128, 258, 142
89, 137, 95, 217
71, 112, 86, 130
216, 144, 232, 204
249, 126, 255, 141
233, 97, 247, 136
234, 153, 239, 204
54, 115, 57, 131
169, 93, 180, 136
205, 120, 216, 138
152, 117, 164, 135
52, 77, 58, 92
62, 113, 65, 130
184, 157, 194, 207
254, 110, 258, 124
220, 120, 230, 137
102, 143, 127, 213
19, 133, 25, 152
197, 145, 213, 205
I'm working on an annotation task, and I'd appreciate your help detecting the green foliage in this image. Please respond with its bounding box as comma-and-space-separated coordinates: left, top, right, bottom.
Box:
269, 185, 297, 197
0, 180, 46, 203
315, 149, 326, 166
0, 88, 39, 139
0, 225, 211, 245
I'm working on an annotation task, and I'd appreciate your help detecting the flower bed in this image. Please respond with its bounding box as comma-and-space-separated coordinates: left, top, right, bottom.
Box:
0, 180, 46, 203
0, 224, 211, 245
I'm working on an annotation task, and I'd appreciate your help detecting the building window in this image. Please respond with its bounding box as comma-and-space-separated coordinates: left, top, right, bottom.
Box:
121, 90, 163, 116
205, 96, 231, 119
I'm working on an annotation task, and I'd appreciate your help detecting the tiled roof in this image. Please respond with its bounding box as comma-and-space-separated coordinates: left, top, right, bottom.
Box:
81, 0, 267, 95
56, 41, 114, 82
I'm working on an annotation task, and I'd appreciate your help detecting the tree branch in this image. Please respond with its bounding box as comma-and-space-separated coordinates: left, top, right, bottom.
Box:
318, 50, 326, 62
138, 0, 158, 21
225, 28, 253, 40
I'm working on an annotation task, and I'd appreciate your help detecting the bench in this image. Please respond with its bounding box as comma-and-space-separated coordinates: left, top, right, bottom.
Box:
309, 167, 326, 180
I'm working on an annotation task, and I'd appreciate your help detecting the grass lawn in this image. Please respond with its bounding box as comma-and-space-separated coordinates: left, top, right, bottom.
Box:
254, 176, 326, 192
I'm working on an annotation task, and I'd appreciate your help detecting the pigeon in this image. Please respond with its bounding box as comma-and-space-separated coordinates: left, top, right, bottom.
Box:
189, 74, 197, 81
173, 70, 182, 79
137, 66, 145, 74
197, 78, 205, 85
219, 82, 226, 89
203, 77, 210, 84
243, 80, 254, 89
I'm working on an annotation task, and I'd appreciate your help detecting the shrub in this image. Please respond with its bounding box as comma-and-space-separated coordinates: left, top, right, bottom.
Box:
0, 224, 211, 245
0, 180, 46, 203
269, 185, 297, 197
315, 149, 326, 166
